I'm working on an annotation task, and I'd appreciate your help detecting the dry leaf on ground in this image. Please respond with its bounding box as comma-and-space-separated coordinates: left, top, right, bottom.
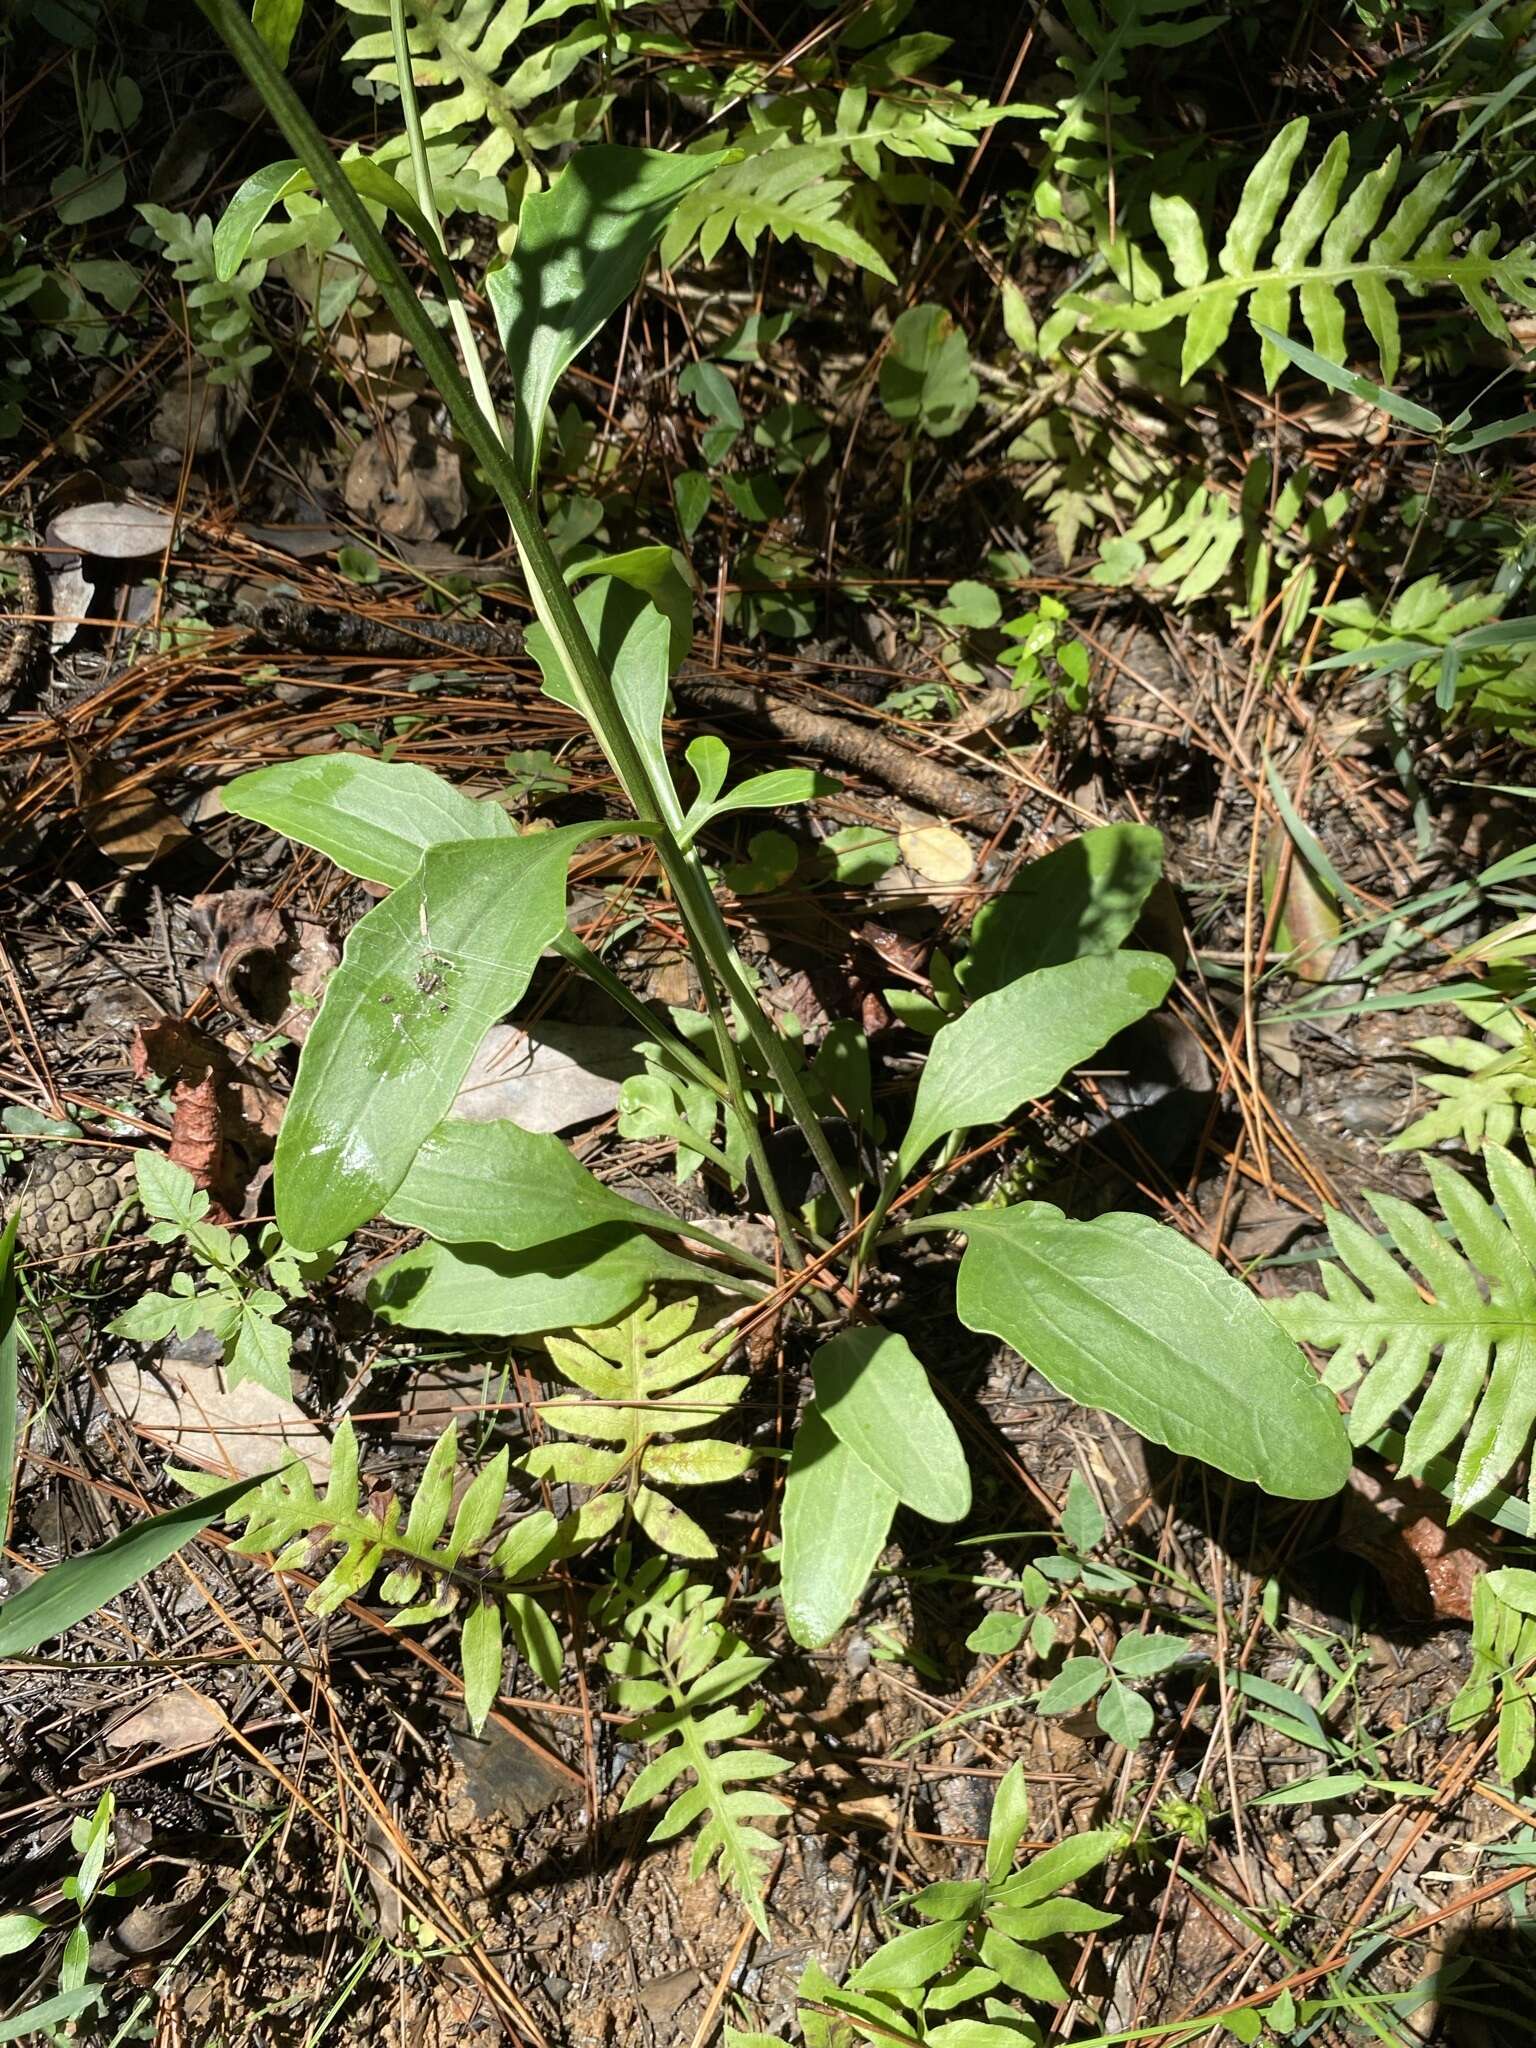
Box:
897, 821, 975, 884
48, 499, 176, 557
77, 759, 191, 870
193, 888, 340, 1045
104, 1357, 332, 1484
343, 404, 464, 541
104, 1688, 224, 1753
452, 1022, 645, 1132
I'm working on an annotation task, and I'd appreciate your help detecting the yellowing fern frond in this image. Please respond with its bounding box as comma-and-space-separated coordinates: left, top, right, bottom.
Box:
525, 1295, 754, 1559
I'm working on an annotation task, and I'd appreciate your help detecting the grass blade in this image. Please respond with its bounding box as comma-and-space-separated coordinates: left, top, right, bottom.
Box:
0, 1213, 17, 1548
0, 1473, 265, 1657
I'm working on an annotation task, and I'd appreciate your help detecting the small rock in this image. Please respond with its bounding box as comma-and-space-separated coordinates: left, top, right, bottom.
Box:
635, 1969, 699, 2026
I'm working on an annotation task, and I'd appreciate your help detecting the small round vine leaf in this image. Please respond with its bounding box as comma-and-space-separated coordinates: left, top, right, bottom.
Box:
811, 1324, 970, 1522
956, 1205, 1351, 1500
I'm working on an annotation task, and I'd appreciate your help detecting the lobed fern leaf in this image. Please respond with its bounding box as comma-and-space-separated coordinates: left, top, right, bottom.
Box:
1390, 998, 1536, 1156
1054, 114, 1536, 385
659, 143, 896, 283
594, 1552, 788, 1934
178, 1417, 617, 1726
1029, 0, 1226, 204
1449, 1566, 1536, 1784
137, 206, 279, 387
525, 1295, 753, 1560
1274, 1144, 1536, 1521
339, 0, 609, 182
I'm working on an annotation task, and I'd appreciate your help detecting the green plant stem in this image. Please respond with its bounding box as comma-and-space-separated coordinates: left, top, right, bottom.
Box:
386, 0, 501, 439
552, 932, 726, 1100
876, 1208, 972, 1242
197, 0, 855, 1239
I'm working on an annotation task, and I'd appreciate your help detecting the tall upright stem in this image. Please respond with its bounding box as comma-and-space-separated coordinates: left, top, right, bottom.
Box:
197, 0, 855, 1236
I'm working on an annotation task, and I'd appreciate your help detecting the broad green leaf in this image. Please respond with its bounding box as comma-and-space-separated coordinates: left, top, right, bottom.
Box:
967, 1611, 1026, 1655
899, 953, 1174, 1174
985, 1758, 1031, 1883
958, 1206, 1351, 1499
986, 1897, 1119, 1940
528, 576, 677, 810
274, 823, 615, 1249
0, 1212, 18, 1547
849, 1915, 968, 1991
0, 1914, 43, 1959
880, 304, 978, 439
212, 158, 305, 280
811, 1325, 970, 1522
1060, 1470, 1106, 1552
229, 1308, 292, 1398
1112, 1632, 1192, 1677
962, 824, 1165, 995
781, 1406, 896, 1649
252, 0, 303, 66
487, 145, 728, 482
214, 156, 440, 284
0, 1474, 263, 1656
992, 1829, 1117, 1908
1096, 1677, 1154, 1748
460, 1598, 504, 1733
569, 546, 695, 670
979, 1928, 1070, 2003
386, 1117, 671, 1252
910, 1880, 988, 1922
1487, 1568, 1536, 1616
224, 756, 513, 889
686, 735, 730, 807
369, 1227, 733, 1336
683, 768, 840, 846
1035, 1658, 1108, 1715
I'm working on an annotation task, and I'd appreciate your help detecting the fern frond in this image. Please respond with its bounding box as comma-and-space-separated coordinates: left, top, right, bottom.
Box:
137, 206, 277, 387
1274, 1145, 1536, 1521
180, 1417, 617, 1726
1450, 1567, 1536, 1783
831, 81, 1019, 178
525, 1296, 753, 1559
1319, 574, 1536, 733
1390, 999, 1536, 1156
659, 143, 896, 282
594, 1553, 788, 1934
339, 0, 608, 182
1031, 0, 1226, 198
1056, 115, 1536, 385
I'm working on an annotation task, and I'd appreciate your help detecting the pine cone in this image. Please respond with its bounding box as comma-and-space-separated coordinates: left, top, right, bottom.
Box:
6, 1149, 139, 1265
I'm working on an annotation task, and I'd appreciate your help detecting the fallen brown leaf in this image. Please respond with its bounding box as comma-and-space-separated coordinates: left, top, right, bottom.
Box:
453, 1022, 644, 1132
166, 1072, 223, 1196
105, 1688, 224, 1754
77, 759, 191, 871
104, 1357, 331, 1484
193, 888, 339, 1046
